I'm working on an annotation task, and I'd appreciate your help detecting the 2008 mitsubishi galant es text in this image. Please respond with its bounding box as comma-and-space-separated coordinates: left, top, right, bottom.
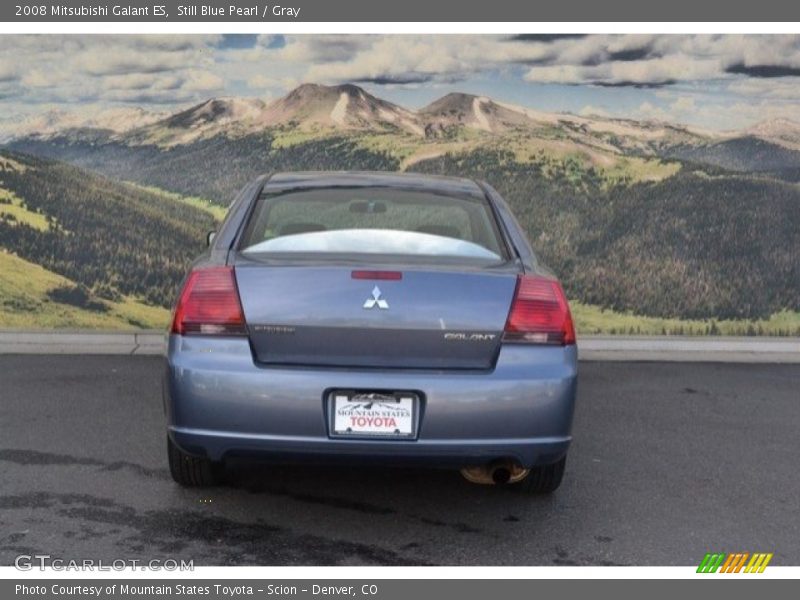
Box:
164, 171, 578, 493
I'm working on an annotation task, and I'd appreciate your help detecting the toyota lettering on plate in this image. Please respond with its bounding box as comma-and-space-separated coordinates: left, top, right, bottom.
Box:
331, 392, 417, 438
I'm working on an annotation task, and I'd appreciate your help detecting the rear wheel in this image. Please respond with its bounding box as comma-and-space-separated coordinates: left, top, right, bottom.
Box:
167, 436, 223, 487
514, 456, 566, 494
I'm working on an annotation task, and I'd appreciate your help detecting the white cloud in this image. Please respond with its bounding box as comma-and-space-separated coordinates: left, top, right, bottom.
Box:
727, 77, 800, 99
635, 101, 671, 121
524, 64, 588, 85
268, 34, 800, 90
670, 96, 697, 113
685, 100, 800, 130
578, 105, 611, 117
626, 93, 800, 130
74, 51, 190, 76
103, 73, 183, 91
525, 55, 722, 86
20, 70, 54, 88
0, 62, 18, 82
3, 34, 800, 133
182, 70, 225, 92
246, 73, 297, 90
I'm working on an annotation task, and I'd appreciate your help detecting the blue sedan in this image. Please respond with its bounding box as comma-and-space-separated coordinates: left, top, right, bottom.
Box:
164, 171, 577, 493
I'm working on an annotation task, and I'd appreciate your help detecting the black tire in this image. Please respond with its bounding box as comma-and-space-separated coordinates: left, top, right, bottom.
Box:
167, 436, 223, 487
515, 456, 566, 493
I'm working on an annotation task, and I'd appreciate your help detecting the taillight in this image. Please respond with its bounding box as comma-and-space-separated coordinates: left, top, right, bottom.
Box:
170, 266, 246, 336
504, 275, 576, 346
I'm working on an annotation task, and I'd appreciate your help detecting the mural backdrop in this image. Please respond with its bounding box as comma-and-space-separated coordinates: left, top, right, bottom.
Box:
0, 34, 799, 334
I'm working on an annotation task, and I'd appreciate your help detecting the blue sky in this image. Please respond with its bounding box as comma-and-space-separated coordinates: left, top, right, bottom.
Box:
2, 34, 800, 131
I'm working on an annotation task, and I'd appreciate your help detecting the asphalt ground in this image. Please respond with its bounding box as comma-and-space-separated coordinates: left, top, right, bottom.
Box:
1, 356, 798, 566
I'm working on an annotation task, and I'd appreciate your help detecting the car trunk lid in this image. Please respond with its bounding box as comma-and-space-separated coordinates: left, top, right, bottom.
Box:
234, 262, 519, 369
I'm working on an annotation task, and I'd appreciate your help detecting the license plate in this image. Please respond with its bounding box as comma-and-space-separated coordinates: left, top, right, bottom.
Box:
330, 391, 418, 438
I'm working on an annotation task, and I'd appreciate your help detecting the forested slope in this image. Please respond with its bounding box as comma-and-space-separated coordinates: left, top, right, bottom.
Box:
411, 150, 800, 320
0, 151, 216, 309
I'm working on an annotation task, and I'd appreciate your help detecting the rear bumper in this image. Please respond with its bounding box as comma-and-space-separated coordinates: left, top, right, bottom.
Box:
164, 336, 578, 468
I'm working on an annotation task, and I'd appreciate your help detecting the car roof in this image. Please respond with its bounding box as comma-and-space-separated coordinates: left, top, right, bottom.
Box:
264, 171, 486, 199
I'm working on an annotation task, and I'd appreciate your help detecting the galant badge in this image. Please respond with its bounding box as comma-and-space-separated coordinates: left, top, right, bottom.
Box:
363, 286, 389, 310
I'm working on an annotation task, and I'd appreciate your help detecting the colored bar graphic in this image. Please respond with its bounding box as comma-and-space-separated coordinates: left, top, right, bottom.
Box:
719, 554, 735, 573
745, 553, 774, 573
733, 553, 750, 573
697, 553, 726, 573
698, 552, 773, 573
719, 553, 750, 573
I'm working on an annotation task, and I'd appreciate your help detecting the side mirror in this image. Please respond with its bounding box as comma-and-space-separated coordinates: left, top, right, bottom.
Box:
206, 231, 216, 247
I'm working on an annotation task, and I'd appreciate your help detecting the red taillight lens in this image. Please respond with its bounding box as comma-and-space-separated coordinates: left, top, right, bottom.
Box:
504, 275, 576, 346
170, 266, 246, 336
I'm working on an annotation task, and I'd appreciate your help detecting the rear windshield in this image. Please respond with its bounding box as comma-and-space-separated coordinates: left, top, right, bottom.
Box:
238, 187, 509, 264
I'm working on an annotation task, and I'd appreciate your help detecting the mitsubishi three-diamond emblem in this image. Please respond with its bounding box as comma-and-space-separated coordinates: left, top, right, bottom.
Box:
363, 286, 389, 310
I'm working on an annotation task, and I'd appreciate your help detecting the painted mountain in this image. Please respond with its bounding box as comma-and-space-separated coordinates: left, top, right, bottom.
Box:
2, 84, 799, 333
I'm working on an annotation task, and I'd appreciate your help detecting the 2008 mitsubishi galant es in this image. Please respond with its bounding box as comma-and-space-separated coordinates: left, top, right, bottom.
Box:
164, 171, 578, 493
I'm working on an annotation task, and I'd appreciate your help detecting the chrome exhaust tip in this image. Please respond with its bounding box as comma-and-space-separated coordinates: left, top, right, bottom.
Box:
461, 460, 529, 485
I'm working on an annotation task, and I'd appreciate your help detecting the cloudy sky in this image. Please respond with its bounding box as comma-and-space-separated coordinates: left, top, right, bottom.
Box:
3, 34, 800, 130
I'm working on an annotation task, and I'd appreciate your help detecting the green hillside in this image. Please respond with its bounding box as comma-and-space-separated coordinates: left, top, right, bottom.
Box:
409, 148, 800, 321
664, 136, 800, 181
8, 127, 682, 208
571, 302, 800, 337
4, 124, 800, 331
7, 134, 400, 206
0, 150, 218, 315
0, 250, 169, 329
